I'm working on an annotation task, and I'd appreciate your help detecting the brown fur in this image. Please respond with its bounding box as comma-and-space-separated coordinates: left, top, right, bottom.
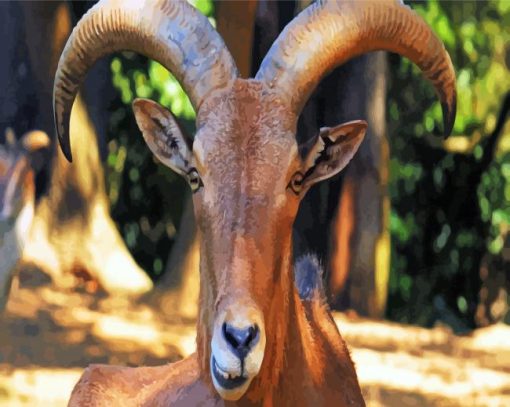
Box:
58, 0, 455, 402
68, 80, 364, 406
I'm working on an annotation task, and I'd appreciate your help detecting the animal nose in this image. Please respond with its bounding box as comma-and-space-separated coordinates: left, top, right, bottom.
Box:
222, 322, 259, 359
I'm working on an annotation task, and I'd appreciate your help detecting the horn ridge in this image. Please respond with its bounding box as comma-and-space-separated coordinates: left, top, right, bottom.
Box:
53, 0, 238, 162
256, 0, 456, 137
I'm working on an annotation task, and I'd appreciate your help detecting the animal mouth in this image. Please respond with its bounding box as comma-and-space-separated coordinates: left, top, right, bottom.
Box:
211, 356, 248, 390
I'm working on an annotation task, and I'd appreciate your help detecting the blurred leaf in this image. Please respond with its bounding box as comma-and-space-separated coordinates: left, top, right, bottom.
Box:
388, 0, 510, 328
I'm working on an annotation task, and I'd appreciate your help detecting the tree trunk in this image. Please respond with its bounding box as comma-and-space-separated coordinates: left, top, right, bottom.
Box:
10, 1, 151, 295
0, 2, 37, 141
216, 0, 258, 78
328, 52, 390, 318
149, 195, 200, 319
475, 249, 510, 326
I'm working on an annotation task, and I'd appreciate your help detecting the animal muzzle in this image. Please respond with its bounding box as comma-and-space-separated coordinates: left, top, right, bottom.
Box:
210, 303, 266, 401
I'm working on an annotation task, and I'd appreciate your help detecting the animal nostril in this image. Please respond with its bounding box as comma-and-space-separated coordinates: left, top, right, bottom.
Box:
222, 323, 259, 358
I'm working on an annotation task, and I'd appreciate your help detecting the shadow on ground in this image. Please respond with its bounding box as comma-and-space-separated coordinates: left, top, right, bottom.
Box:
1, 267, 509, 406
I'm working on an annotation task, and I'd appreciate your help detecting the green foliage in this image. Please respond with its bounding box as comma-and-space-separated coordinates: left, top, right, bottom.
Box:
105, 1, 214, 279
387, 0, 510, 329
479, 153, 510, 254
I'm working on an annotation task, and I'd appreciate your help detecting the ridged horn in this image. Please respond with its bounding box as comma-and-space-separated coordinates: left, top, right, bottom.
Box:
53, 0, 238, 162
256, 0, 456, 137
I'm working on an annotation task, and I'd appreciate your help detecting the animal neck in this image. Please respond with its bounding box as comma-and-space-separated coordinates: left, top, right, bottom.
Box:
196, 239, 318, 404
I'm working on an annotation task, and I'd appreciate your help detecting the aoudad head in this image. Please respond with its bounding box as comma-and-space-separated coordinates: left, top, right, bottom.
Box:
53, 0, 456, 400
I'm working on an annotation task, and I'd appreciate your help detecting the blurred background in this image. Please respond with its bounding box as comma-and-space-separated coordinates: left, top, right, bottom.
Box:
0, 0, 509, 406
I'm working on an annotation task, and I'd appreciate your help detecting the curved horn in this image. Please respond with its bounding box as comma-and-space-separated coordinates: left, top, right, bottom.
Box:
256, 0, 456, 136
54, 0, 238, 162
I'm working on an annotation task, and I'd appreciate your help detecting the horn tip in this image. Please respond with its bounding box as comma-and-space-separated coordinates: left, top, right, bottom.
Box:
61, 141, 73, 163
54, 107, 73, 162
441, 95, 456, 139
58, 133, 73, 163
58, 132, 73, 162
54, 126, 73, 163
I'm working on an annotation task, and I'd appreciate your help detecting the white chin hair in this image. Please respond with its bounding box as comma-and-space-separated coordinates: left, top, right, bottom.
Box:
212, 375, 252, 401
210, 355, 252, 401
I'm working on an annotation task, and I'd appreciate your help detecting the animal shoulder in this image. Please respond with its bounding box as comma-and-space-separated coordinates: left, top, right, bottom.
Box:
68, 355, 217, 406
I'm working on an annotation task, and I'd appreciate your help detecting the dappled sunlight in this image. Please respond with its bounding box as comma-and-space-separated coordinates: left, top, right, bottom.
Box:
92, 315, 160, 343
2, 280, 509, 406
336, 313, 510, 405
355, 348, 510, 401
334, 314, 451, 350
460, 323, 510, 353
92, 315, 196, 357
0, 367, 82, 407
0, 280, 194, 405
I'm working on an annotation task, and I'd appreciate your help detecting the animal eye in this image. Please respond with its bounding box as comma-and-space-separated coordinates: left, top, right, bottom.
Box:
187, 168, 203, 193
288, 172, 304, 195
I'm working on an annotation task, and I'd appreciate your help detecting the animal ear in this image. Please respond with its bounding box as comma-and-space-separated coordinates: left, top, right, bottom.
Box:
301, 120, 367, 189
5, 128, 16, 149
20, 130, 51, 152
132, 98, 192, 176
20, 130, 51, 172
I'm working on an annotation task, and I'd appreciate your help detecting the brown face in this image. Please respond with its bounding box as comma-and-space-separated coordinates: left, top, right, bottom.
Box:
192, 83, 302, 399
133, 78, 367, 400
192, 80, 301, 307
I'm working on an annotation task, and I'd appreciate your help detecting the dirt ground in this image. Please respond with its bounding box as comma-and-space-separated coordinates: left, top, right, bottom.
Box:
1, 272, 509, 407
